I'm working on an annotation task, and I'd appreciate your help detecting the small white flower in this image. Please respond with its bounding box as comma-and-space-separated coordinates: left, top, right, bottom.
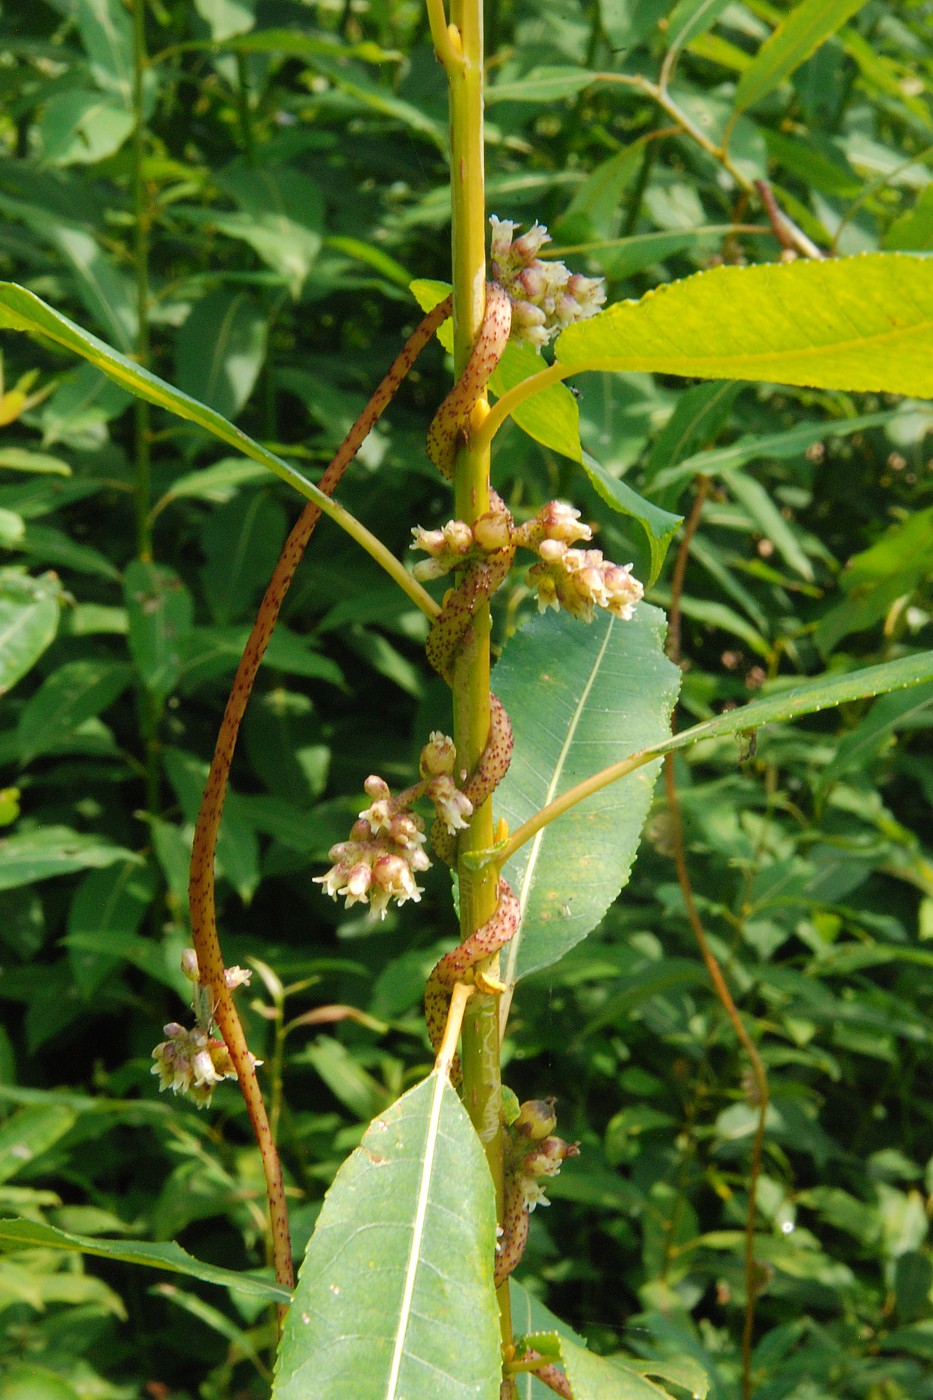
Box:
429, 774, 474, 834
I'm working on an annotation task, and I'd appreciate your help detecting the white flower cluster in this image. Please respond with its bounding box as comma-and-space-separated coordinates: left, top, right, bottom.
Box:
528, 545, 644, 623
514, 500, 644, 623
490, 215, 605, 349
411, 506, 512, 581
150, 950, 257, 1109
315, 776, 430, 920
315, 742, 475, 920
151, 1022, 241, 1110
506, 1097, 579, 1214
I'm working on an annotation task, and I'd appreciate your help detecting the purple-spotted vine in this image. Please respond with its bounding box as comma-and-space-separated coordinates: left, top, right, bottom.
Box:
0, 1, 918, 1396
155, 216, 636, 1346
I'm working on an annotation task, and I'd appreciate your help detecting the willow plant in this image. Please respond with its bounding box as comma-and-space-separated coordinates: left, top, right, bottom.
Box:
3, 1, 933, 1397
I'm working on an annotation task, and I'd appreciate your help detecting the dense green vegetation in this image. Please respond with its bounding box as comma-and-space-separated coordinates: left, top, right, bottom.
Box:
1, 2, 932, 1397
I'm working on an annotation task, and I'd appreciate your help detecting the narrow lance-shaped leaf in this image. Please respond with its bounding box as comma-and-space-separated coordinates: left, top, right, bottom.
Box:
553, 255, 933, 399
0, 1217, 288, 1304
501, 652, 933, 860
0, 826, 140, 894
0, 284, 346, 516
124, 561, 194, 704
732, 0, 870, 117
515, 1329, 708, 1400
579, 452, 682, 586
492, 605, 680, 985
649, 408, 908, 495
15, 658, 133, 762
274, 1072, 501, 1400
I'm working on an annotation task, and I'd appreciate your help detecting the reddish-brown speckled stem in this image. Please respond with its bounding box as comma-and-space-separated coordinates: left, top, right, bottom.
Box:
427, 282, 511, 478
188, 296, 452, 1300
425, 878, 519, 1081
493, 1162, 529, 1288
510, 1354, 572, 1399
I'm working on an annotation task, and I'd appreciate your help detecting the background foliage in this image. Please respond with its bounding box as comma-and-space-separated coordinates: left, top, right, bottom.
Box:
1, 1, 932, 1397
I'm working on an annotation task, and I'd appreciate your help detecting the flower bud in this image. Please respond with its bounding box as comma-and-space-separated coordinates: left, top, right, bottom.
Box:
509, 299, 548, 329
420, 731, 457, 779
513, 225, 551, 262
344, 862, 373, 902
180, 948, 200, 983
513, 1097, 558, 1141
410, 526, 446, 555
541, 501, 592, 544
472, 512, 512, 553
524, 1135, 580, 1179
538, 538, 567, 564
443, 519, 474, 552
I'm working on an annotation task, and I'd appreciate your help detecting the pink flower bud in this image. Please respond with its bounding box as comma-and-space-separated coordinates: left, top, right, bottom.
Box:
180, 949, 200, 983
516, 265, 548, 300
411, 525, 447, 555
343, 862, 373, 903
541, 501, 591, 544
512, 223, 551, 262
389, 811, 426, 850
524, 1135, 580, 1179
510, 299, 547, 328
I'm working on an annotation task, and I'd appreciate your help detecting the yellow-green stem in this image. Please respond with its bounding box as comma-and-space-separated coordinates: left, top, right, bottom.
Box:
445, 0, 513, 1351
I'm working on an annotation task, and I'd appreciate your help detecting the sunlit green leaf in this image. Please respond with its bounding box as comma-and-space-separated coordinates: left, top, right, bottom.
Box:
274, 1073, 500, 1399
0, 1105, 76, 1185
0, 448, 71, 477
665, 0, 733, 54
494, 605, 681, 983
0, 283, 332, 505
491, 342, 582, 464
555, 255, 933, 398
579, 452, 682, 585
732, 0, 869, 116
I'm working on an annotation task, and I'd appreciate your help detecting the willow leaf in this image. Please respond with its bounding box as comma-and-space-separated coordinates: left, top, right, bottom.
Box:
0, 286, 339, 517
555, 255, 933, 398
0, 1217, 288, 1304
493, 606, 680, 985
274, 1073, 500, 1400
